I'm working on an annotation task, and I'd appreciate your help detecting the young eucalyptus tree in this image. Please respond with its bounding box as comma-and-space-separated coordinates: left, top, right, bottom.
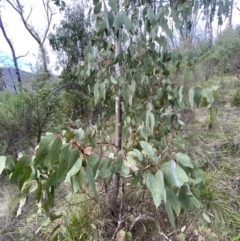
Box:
0, 0, 231, 239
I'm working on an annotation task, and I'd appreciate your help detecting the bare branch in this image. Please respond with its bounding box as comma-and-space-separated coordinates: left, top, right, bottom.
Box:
0, 14, 22, 85
16, 51, 29, 60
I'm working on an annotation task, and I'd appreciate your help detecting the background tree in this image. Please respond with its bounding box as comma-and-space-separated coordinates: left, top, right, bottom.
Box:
48, 1, 92, 120
5, 0, 55, 77
0, 6, 29, 86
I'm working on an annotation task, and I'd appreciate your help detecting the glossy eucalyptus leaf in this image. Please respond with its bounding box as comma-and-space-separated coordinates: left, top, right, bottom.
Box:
166, 186, 181, 216
71, 169, 86, 193
146, 170, 166, 208
165, 201, 176, 229
86, 163, 98, 199
44, 138, 62, 170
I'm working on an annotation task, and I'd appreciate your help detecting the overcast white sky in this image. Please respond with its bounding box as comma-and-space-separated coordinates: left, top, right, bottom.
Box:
0, 0, 240, 73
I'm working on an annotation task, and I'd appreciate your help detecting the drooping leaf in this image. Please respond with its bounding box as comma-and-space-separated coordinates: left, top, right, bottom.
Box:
175, 152, 194, 168
146, 170, 166, 208
94, 2, 102, 14
162, 161, 189, 187
202, 88, 214, 105
65, 158, 82, 183
71, 169, 85, 193
166, 186, 181, 216
10, 156, 32, 182
18, 166, 32, 190
140, 141, 158, 164
36, 217, 51, 233
178, 184, 192, 212
170, 160, 180, 186
44, 138, 62, 170
95, 159, 111, 179
165, 201, 176, 229
35, 134, 55, 165
66, 149, 80, 173
86, 163, 98, 199
194, 87, 202, 107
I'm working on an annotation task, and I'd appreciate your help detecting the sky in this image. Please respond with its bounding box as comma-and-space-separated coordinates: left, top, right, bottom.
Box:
0, 0, 240, 73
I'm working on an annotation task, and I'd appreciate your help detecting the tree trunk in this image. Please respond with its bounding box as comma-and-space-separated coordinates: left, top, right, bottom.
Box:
0, 15, 22, 86
110, 29, 122, 217
40, 44, 50, 76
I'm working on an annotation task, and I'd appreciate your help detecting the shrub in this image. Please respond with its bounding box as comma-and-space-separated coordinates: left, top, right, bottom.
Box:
231, 87, 240, 106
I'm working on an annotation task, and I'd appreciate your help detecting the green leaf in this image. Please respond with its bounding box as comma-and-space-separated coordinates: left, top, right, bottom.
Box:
5, 155, 15, 171
194, 87, 202, 107
178, 185, 192, 212
86, 163, 98, 199
17, 193, 27, 216
35, 134, 55, 165
146, 170, 166, 208
123, 13, 132, 31
172, 138, 185, 151
165, 201, 176, 229
44, 138, 62, 170
189, 88, 194, 109
10, 156, 32, 182
149, 112, 155, 135
175, 152, 193, 168
0, 156, 7, 175
94, 2, 102, 14
108, 0, 118, 12
110, 76, 117, 84
132, 169, 142, 185
166, 187, 181, 215
133, 149, 143, 162
103, 1, 110, 31
65, 158, 82, 183
75, 128, 84, 141
36, 217, 51, 233
95, 160, 111, 179
113, 12, 123, 29
66, 149, 81, 173
18, 166, 32, 190
140, 141, 158, 164
44, 171, 61, 189
36, 182, 42, 203
147, 7, 155, 24
71, 169, 85, 193
202, 88, 214, 105
162, 161, 189, 187
125, 154, 139, 171
203, 213, 211, 223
